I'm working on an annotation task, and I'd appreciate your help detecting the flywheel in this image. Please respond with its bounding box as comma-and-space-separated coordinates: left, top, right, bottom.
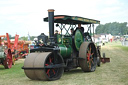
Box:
74, 29, 84, 51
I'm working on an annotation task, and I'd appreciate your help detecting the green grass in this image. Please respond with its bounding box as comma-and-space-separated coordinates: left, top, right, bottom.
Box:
115, 45, 128, 51
0, 41, 128, 85
100, 41, 128, 85
106, 40, 128, 48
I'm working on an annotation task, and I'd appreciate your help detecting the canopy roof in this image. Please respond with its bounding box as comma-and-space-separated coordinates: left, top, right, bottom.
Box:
44, 15, 100, 24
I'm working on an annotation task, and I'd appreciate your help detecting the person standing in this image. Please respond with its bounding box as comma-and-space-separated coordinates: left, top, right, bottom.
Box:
75, 24, 84, 33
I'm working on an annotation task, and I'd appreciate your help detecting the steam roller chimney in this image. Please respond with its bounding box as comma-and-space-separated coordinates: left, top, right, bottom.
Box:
48, 9, 55, 38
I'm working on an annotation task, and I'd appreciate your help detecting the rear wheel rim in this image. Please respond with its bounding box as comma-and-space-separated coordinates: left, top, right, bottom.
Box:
79, 42, 97, 72
86, 45, 95, 70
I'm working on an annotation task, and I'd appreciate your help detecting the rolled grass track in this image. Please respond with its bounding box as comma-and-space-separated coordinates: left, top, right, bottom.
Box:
0, 41, 128, 85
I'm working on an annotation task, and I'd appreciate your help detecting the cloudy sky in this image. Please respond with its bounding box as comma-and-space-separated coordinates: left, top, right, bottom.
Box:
0, 0, 128, 37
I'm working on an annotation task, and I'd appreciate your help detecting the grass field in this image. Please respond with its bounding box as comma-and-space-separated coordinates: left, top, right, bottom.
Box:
0, 41, 128, 85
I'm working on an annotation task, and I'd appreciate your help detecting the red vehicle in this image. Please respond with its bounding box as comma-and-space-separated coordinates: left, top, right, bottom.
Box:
0, 33, 30, 68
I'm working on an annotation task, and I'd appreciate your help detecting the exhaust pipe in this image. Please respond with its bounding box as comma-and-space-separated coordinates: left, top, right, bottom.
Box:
48, 9, 54, 38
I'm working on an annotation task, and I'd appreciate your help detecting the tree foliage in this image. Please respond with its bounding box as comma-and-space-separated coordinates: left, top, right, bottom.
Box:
5, 34, 37, 41
19, 36, 37, 41
95, 22, 128, 35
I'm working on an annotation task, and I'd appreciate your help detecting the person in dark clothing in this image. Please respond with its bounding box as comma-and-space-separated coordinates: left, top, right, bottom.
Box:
75, 24, 84, 33
70, 28, 74, 35
54, 30, 58, 43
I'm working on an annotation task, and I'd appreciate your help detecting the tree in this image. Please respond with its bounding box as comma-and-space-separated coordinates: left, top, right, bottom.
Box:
19, 36, 28, 41
19, 36, 37, 41
95, 22, 128, 35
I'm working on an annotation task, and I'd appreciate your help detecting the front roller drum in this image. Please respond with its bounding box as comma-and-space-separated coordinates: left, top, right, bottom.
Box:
79, 42, 97, 72
24, 53, 39, 80
23, 52, 64, 81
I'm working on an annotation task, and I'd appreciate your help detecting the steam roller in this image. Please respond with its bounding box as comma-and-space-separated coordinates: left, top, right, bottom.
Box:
22, 9, 110, 81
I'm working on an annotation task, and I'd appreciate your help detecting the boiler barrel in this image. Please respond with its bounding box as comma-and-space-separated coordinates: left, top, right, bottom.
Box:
58, 44, 72, 58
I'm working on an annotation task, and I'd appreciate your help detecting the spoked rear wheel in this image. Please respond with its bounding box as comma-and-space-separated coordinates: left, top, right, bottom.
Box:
79, 42, 97, 72
3, 49, 12, 69
24, 52, 64, 81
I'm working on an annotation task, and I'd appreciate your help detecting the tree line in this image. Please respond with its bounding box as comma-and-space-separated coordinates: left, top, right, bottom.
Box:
95, 22, 128, 35
19, 36, 36, 41
8, 34, 36, 41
